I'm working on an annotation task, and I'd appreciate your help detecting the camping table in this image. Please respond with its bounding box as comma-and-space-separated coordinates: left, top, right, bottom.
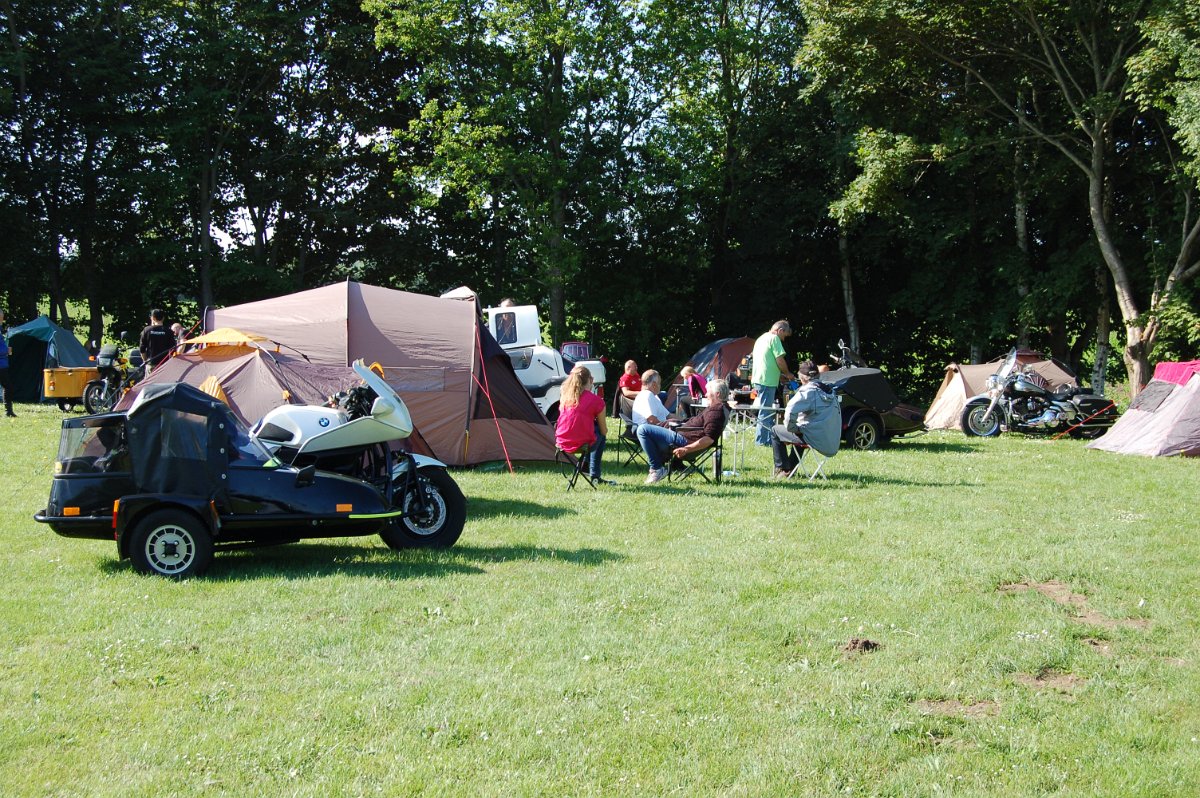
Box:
694, 400, 783, 476
727, 403, 784, 475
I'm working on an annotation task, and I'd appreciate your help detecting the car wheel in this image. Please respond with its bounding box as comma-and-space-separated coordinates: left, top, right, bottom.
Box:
129, 509, 214, 579
380, 467, 466, 550
960, 401, 1001, 437
847, 414, 883, 450
57, 399, 77, 412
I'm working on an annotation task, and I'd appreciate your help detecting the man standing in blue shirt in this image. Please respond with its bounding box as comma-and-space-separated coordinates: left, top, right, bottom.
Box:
751, 320, 794, 445
0, 310, 14, 417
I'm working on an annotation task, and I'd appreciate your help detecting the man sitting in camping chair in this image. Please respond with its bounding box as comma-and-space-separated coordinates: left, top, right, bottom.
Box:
771, 360, 841, 479
637, 379, 731, 485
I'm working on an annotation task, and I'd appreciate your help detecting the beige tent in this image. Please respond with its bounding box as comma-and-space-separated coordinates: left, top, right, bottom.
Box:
205, 281, 555, 466
925, 351, 1077, 430
115, 343, 369, 431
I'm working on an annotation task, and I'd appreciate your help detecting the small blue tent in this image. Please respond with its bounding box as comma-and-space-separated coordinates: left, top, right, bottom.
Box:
7, 316, 92, 402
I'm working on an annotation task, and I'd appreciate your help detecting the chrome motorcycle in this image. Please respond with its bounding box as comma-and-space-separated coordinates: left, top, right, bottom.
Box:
960, 349, 1119, 439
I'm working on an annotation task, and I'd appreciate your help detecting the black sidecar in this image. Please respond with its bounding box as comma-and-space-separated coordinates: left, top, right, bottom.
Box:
35, 382, 396, 578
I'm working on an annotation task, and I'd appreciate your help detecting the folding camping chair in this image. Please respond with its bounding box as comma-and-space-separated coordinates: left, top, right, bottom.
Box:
616, 411, 647, 467
667, 433, 724, 485
772, 424, 831, 481
556, 444, 597, 491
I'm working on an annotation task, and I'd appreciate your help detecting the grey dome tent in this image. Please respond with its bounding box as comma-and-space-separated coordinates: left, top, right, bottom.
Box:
6, 316, 92, 402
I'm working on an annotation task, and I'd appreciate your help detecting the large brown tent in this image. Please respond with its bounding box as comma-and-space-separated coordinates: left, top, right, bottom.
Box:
204, 281, 554, 465
1088, 361, 1200, 457
924, 350, 1077, 430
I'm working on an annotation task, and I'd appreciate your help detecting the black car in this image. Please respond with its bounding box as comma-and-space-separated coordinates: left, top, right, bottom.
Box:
819, 367, 926, 450
35, 382, 397, 579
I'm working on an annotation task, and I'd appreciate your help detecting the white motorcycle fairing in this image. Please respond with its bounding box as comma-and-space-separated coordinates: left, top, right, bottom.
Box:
252, 360, 415, 456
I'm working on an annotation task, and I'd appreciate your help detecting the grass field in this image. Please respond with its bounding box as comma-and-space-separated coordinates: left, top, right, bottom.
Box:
2, 401, 1198, 796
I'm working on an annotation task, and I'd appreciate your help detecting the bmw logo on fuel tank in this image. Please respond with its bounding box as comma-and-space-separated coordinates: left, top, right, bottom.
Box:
319, 417, 330, 427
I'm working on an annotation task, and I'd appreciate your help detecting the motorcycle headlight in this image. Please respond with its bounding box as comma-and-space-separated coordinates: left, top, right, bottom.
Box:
986, 375, 999, 391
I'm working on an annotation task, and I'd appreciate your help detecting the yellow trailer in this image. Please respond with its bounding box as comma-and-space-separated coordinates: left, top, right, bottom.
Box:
43, 367, 99, 411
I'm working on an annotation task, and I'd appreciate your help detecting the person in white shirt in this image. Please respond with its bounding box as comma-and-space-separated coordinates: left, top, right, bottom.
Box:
631, 370, 670, 426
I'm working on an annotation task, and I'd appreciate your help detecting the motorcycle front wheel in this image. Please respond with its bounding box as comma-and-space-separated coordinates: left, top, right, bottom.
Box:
961, 400, 1002, 437
83, 380, 117, 414
380, 466, 466, 550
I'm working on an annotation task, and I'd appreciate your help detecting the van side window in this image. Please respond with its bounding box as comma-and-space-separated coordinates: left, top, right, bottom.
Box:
495, 312, 518, 346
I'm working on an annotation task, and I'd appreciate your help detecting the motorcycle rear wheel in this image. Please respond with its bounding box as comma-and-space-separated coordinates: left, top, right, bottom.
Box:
380, 466, 466, 550
961, 401, 1001, 437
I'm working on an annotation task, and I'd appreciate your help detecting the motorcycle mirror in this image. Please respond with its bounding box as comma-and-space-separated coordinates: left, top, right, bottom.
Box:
295, 464, 317, 488
118, 331, 129, 342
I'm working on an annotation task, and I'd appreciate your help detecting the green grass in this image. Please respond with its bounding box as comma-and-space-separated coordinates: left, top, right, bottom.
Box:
2, 401, 1198, 796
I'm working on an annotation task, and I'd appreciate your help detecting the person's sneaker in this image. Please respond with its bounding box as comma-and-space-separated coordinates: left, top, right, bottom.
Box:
592, 477, 615, 486
644, 467, 667, 485
773, 468, 792, 479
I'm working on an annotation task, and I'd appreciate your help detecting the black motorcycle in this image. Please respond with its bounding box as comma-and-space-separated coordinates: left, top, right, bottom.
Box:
83, 337, 144, 414
960, 349, 1119, 439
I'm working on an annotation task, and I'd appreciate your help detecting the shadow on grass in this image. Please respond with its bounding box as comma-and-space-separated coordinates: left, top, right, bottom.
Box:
887, 439, 978, 454
98, 541, 624, 581
619, 471, 982, 494
468, 497, 576, 519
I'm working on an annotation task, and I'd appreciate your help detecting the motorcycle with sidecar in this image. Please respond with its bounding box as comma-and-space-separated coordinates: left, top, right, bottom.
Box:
35, 362, 466, 578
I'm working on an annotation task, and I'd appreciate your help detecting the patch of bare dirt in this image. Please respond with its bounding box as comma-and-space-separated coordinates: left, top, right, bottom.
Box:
916, 698, 999, 719
1082, 638, 1114, 657
998, 580, 1150, 630
1016, 670, 1085, 693
841, 637, 881, 656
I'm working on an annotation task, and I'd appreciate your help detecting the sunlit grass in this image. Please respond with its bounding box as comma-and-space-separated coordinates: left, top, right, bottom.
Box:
2, 401, 1198, 796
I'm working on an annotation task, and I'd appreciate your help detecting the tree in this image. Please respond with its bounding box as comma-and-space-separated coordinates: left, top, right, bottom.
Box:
799, 0, 1200, 391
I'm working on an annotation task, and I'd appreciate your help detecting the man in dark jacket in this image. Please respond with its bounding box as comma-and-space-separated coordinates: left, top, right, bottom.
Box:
139, 309, 175, 372
0, 310, 14, 416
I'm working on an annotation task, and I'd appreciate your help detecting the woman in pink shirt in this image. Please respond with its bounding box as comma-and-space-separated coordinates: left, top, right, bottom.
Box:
555, 365, 611, 484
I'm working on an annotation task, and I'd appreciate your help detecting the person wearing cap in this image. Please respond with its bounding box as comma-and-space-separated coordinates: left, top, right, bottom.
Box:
751, 320, 795, 446
771, 359, 841, 477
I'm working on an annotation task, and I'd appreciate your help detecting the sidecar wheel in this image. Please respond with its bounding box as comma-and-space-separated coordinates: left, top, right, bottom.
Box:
847, 414, 883, 450
129, 509, 213, 579
961, 401, 1001, 437
380, 467, 466, 550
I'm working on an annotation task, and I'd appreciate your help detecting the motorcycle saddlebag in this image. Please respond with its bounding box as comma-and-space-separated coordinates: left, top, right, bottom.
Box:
1073, 394, 1116, 417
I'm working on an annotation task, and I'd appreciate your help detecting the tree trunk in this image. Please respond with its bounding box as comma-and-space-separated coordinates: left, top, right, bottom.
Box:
837, 228, 859, 351
198, 160, 217, 308
79, 134, 103, 344
1013, 132, 1031, 349
1085, 141, 1153, 393
1091, 263, 1111, 393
